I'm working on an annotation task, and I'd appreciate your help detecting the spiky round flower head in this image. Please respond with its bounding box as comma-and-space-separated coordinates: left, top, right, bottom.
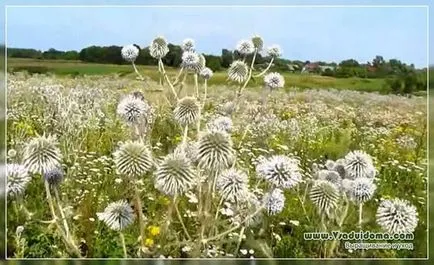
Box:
23, 134, 62, 174
216, 168, 249, 203
113, 141, 153, 177
256, 155, 302, 189
174, 141, 199, 163
194, 54, 207, 73
181, 51, 200, 71
197, 130, 235, 170
154, 153, 196, 196
263, 188, 285, 215
200, 67, 213, 80
181, 38, 195, 52
149, 36, 169, 59
333, 160, 347, 178
236, 39, 255, 55
7, 164, 30, 197
117, 95, 152, 124
318, 170, 342, 187
325, 160, 335, 170
97, 200, 135, 231
309, 180, 340, 215
350, 177, 376, 203
267, 45, 282, 58
206, 116, 233, 133
341, 179, 354, 194
228, 60, 249, 83
219, 101, 236, 116
174, 96, 201, 126
121, 44, 139, 62
264, 72, 285, 89
376, 198, 418, 234
251, 35, 264, 50
43, 167, 64, 186
344, 150, 375, 179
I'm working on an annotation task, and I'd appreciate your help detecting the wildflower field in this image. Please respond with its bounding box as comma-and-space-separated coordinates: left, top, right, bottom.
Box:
5, 36, 428, 258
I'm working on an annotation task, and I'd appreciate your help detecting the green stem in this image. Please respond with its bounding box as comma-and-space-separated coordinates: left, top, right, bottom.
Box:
134, 186, 146, 248
182, 125, 189, 145
173, 67, 184, 86
120, 232, 127, 258
202, 79, 208, 109
238, 49, 258, 98
158, 59, 178, 100
132, 61, 144, 80
194, 73, 199, 98
235, 226, 245, 256
53, 187, 71, 238
174, 198, 191, 240
254, 57, 274, 77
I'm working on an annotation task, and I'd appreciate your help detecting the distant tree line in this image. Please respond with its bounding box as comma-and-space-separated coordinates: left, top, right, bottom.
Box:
7, 46, 428, 94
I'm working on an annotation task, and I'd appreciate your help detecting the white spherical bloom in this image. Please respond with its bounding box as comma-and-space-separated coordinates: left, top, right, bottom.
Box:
197, 130, 235, 170
236, 39, 255, 55
267, 45, 282, 57
206, 116, 233, 133
264, 72, 285, 89
256, 155, 302, 189
350, 177, 376, 203
174, 141, 199, 164
376, 198, 418, 234
318, 170, 342, 187
149, 36, 169, 59
251, 35, 264, 50
325, 160, 335, 170
344, 150, 375, 179
97, 200, 135, 231
121, 44, 139, 62
117, 95, 152, 124
182, 38, 195, 52
200, 67, 213, 80
7, 164, 31, 197
113, 141, 153, 177
309, 180, 340, 215
154, 153, 196, 196
228, 60, 249, 83
219, 101, 236, 116
263, 189, 285, 215
216, 168, 249, 203
174, 96, 201, 126
22, 134, 62, 174
181, 51, 200, 71
341, 179, 354, 194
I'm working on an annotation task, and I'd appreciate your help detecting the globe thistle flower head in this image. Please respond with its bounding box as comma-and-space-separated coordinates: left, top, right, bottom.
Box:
206, 116, 233, 133
318, 170, 342, 187
219, 101, 236, 116
309, 180, 340, 215
263, 188, 285, 215
117, 95, 152, 124
43, 167, 64, 186
23, 134, 62, 174
154, 152, 196, 196
216, 168, 249, 203
181, 38, 195, 52
121, 44, 140, 62
181, 51, 200, 71
341, 179, 354, 194
174, 96, 201, 126
113, 141, 153, 177
7, 164, 30, 197
325, 160, 335, 170
376, 198, 418, 234
333, 160, 347, 178
264, 72, 285, 89
350, 177, 376, 203
251, 35, 264, 50
344, 150, 375, 179
228, 60, 249, 83
194, 54, 207, 73
97, 200, 135, 231
149, 36, 169, 59
256, 155, 302, 189
236, 39, 255, 55
174, 140, 199, 163
197, 130, 235, 170
267, 45, 282, 57
200, 67, 213, 80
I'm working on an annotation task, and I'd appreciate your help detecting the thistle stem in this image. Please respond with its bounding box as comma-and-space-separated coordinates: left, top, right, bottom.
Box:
238, 49, 258, 98
53, 187, 71, 238
202, 79, 208, 109
182, 125, 189, 145
158, 59, 178, 100
132, 62, 144, 80
358, 203, 363, 230
254, 57, 274, 77
173, 67, 184, 86
119, 232, 127, 258
194, 73, 199, 98
234, 226, 245, 256
174, 199, 191, 240
134, 186, 146, 248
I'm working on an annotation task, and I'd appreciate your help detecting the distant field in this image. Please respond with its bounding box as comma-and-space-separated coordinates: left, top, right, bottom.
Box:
7, 57, 388, 92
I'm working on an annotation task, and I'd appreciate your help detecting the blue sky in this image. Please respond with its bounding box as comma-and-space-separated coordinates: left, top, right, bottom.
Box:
2, 0, 432, 67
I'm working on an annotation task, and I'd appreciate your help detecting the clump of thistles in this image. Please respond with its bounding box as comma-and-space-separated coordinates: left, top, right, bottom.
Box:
97, 200, 135, 231
228, 60, 249, 83
154, 153, 196, 196
216, 168, 249, 203
121, 44, 140, 62
113, 141, 153, 177
7, 164, 30, 197
22, 134, 62, 174
174, 97, 201, 126
256, 155, 302, 189
264, 72, 285, 89
376, 198, 418, 234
